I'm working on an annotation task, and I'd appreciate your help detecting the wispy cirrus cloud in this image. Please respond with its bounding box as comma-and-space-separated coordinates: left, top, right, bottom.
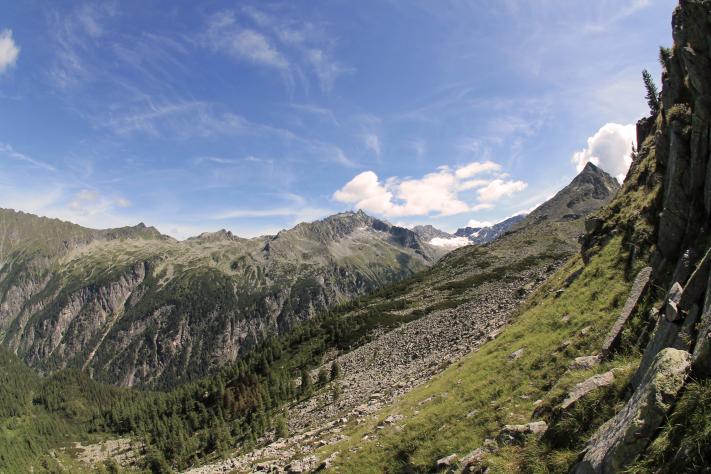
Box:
0, 143, 56, 171
204, 5, 352, 91
204, 11, 288, 69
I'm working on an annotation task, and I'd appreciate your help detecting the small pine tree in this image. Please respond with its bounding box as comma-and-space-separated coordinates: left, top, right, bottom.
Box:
659, 46, 672, 69
275, 416, 289, 439
330, 361, 341, 381
331, 383, 341, 402
300, 368, 312, 395
317, 367, 329, 386
642, 69, 660, 115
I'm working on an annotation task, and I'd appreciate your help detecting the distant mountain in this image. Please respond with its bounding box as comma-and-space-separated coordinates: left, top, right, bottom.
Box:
0, 208, 437, 388
411, 224, 452, 241
454, 214, 526, 245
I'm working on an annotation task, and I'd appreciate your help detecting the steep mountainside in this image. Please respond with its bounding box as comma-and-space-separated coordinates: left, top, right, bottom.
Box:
454, 214, 526, 244
0, 209, 437, 388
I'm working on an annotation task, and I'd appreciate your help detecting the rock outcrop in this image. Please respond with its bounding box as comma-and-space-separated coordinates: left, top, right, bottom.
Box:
575, 348, 691, 473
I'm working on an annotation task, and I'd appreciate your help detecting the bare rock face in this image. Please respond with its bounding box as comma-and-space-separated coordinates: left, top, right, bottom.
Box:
692, 271, 711, 377
575, 348, 692, 474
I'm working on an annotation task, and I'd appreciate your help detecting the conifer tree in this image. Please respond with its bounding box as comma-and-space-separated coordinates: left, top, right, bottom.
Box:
330, 361, 341, 380
642, 69, 660, 115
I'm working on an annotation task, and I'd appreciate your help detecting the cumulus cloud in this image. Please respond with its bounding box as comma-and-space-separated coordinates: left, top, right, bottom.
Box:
455, 160, 501, 179
477, 178, 527, 202
572, 123, 636, 182
0, 29, 20, 73
333, 161, 527, 217
467, 219, 493, 228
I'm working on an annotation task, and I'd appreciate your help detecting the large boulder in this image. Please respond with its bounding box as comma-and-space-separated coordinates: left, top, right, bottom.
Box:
574, 348, 692, 474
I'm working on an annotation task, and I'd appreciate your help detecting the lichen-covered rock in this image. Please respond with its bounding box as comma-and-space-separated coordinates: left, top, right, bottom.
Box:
665, 282, 684, 322
601, 267, 652, 357
497, 421, 547, 446
575, 348, 692, 474
570, 355, 602, 371
436, 454, 458, 470
559, 370, 616, 411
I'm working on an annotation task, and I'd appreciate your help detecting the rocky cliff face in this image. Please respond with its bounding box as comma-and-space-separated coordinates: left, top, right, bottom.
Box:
571, 1, 711, 470
0, 209, 435, 388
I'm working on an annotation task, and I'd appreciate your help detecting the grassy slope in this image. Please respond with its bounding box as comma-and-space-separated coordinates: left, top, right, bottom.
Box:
317, 236, 644, 472
313, 142, 662, 473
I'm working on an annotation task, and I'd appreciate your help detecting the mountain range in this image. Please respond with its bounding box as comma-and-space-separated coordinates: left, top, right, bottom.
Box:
0, 209, 443, 388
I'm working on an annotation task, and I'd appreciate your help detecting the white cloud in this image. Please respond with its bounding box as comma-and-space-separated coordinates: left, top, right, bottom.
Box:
332, 171, 396, 215
455, 161, 501, 179
477, 178, 528, 202
429, 236, 470, 249
572, 123, 636, 182
206, 12, 288, 69
231, 29, 288, 68
308, 48, 351, 91
363, 133, 381, 156
0, 29, 20, 73
471, 203, 494, 212
333, 161, 527, 217
114, 197, 131, 208
466, 219, 492, 228
67, 190, 131, 216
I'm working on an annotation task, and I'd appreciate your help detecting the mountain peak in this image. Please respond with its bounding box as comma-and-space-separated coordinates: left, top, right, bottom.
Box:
518, 164, 620, 227
581, 161, 602, 173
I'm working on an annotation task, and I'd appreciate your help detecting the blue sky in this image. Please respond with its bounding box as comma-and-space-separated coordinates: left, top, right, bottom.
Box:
0, 0, 675, 239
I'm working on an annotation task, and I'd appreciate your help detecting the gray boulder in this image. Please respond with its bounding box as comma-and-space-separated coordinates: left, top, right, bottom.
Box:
574, 348, 691, 473
559, 370, 616, 411
436, 454, 458, 471
570, 355, 602, 371
664, 282, 684, 322
497, 421, 547, 446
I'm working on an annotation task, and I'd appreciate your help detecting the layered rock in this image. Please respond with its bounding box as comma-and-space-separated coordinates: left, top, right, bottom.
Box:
574, 349, 691, 473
